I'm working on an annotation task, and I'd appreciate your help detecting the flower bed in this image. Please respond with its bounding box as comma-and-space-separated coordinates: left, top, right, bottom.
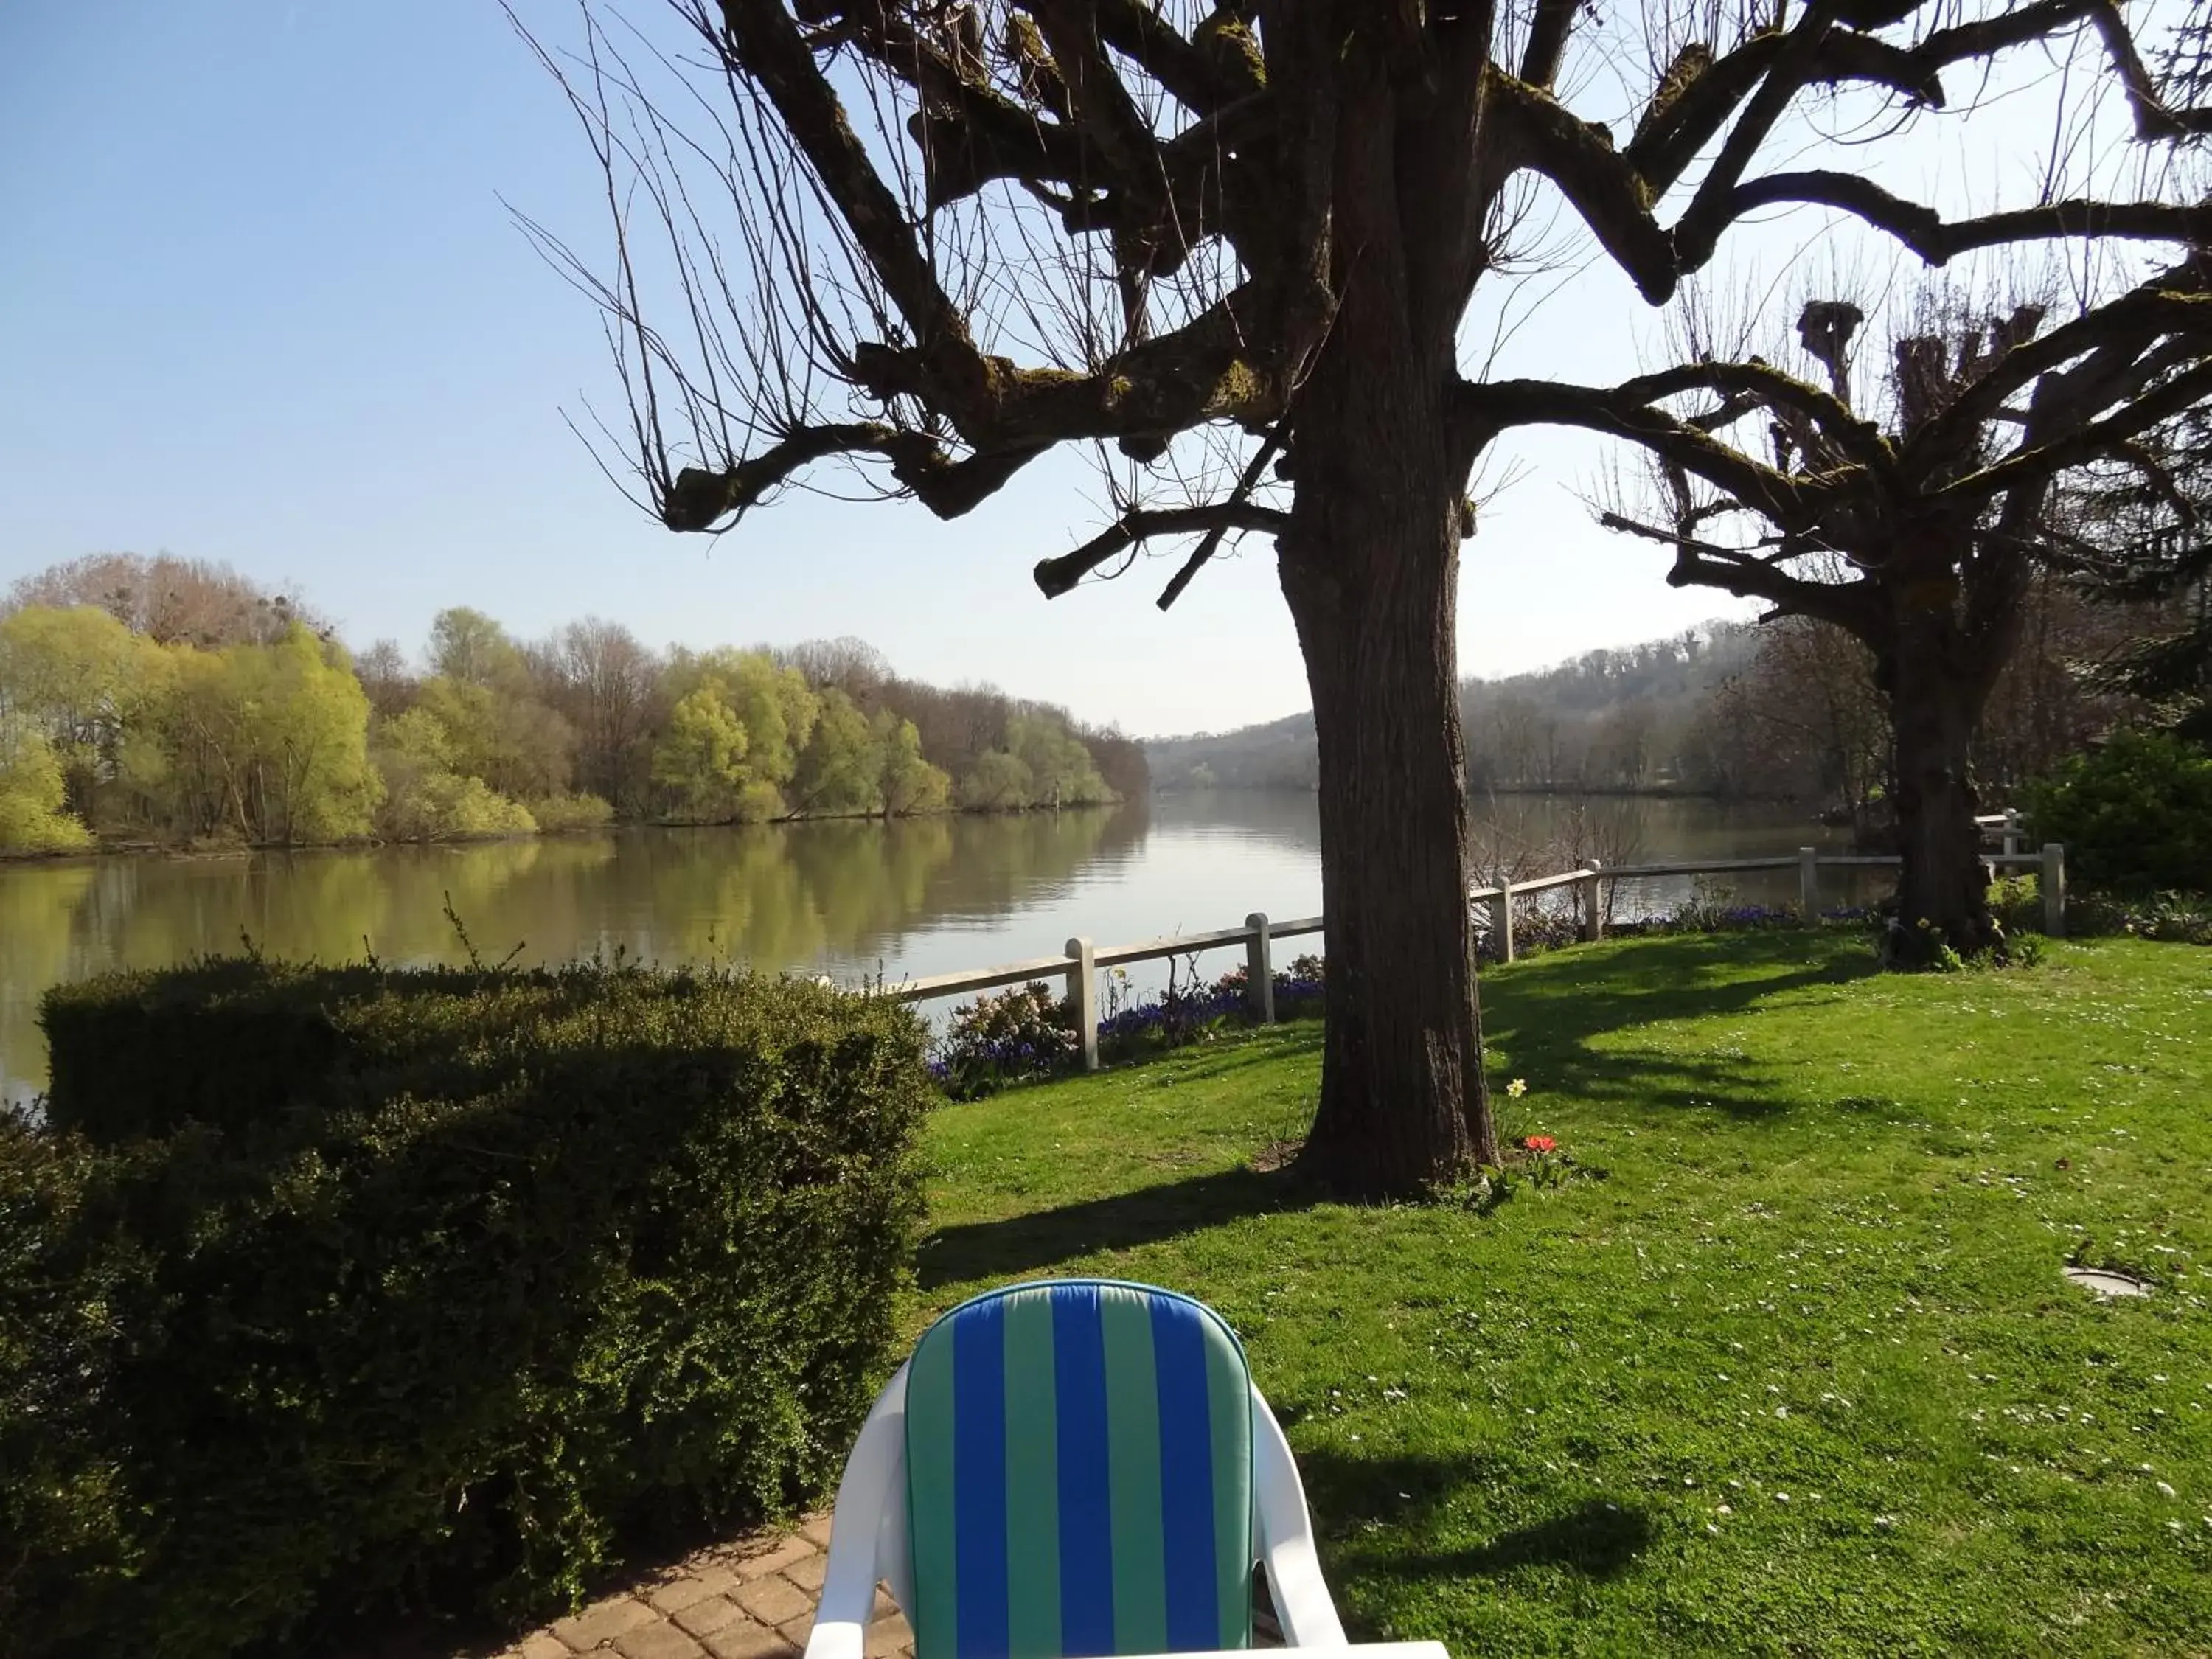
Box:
929, 956, 1326, 1097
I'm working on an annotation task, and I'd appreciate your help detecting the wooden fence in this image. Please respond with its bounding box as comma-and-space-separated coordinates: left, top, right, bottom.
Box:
889, 830, 2066, 1073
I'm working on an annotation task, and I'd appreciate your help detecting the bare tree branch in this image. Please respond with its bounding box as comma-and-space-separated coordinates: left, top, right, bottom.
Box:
1155, 428, 1284, 610
659, 420, 1053, 528
1682, 175, 2212, 270
1458, 374, 1824, 523
1032, 500, 1290, 597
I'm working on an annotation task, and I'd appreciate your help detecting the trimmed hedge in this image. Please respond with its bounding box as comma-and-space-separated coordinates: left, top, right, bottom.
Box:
40, 956, 633, 1144
6, 960, 930, 1659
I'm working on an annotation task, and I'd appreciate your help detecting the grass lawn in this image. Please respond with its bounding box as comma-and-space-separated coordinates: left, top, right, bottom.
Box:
909, 933, 2212, 1656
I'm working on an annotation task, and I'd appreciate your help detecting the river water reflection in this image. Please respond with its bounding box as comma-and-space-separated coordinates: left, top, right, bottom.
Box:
0, 791, 1866, 1105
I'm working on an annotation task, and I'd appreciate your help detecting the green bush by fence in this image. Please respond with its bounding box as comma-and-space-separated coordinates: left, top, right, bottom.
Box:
6, 960, 931, 1659
2023, 728, 2212, 897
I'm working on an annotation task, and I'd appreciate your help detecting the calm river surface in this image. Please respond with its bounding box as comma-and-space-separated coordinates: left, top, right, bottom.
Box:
0, 792, 1865, 1105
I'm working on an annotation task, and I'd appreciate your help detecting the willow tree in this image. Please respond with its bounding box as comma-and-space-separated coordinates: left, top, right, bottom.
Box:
526, 0, 2209, 1194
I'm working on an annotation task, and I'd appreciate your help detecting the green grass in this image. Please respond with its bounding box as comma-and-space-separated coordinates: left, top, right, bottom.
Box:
911, 933, 2212, 1657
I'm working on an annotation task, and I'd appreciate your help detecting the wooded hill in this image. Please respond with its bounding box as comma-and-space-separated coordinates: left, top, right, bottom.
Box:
1148, 624, 1761, 795
1150, 579, 2151, 824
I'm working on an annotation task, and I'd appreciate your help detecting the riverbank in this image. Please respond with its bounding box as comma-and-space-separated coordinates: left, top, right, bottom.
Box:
1155, 782, 1812, 801
0, 797, 1129, 863
917, 931, 2212, 1654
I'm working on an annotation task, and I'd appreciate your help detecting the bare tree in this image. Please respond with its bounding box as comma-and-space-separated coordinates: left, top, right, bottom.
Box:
537, 618, 667, 807
355, 639, 416, 719
520, 0, 2211, 1189
1488, 250, 2212, 956
1706, 611, 1891, 826
7, 552, 323, 648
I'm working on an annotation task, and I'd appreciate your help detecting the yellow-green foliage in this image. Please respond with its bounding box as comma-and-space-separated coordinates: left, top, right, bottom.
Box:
373, 705, 536, 840
959, 746, 1034, 810
225, 626, 383, 843
653, 650, 820, 822
0, 605, 164, 834
0, 729, 94, 853
526, 792, 616, 834
878, 712, 952, 815
410, 673, 572, 804
792, 688, 883, 816
654, 684, 754, 821
0, 608, 381, 845
1, 592, 1124, 844
957, 714, 1114, 810
415, 774, 536, 838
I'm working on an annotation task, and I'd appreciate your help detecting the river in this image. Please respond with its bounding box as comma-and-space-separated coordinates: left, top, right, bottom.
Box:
0, 791, 1871, 1106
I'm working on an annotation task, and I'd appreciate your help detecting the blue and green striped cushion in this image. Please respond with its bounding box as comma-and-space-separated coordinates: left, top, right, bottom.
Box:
903, 1279, 1255, 1659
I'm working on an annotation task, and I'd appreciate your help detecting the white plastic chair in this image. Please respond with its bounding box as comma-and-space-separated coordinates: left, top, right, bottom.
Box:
804, 1279, 1346, 1659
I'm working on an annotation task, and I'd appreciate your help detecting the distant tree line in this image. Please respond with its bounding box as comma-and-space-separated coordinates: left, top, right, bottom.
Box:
0, 554, 1141, 852
1152, 579, 2183, 831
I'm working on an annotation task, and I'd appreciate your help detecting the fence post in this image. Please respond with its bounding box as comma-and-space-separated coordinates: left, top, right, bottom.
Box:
1798, 846, 1820, 925
2041, 844, 2067, 938
1490, 885, 1515, 964
1065, 936, 1099, 1071
1245, 912, 1276, 1024
1581, 860, 1604, 942
2003, 809, 2023, 860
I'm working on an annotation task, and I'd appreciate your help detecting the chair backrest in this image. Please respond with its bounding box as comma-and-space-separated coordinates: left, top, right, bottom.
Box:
902, 1279, 1255, 1659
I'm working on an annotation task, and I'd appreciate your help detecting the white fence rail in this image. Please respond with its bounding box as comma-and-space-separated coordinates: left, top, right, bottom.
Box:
888, 834, 2065, 1073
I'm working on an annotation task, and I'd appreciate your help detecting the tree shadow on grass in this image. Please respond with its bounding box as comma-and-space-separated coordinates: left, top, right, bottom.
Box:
917, 1162, 1319, 1289
1484, 931, 1882, 1124
1096, 1017, 1324, 1089
1293, 1448, 1653, 1601
923, 936, 1879, 1290
1397, 1498, 1653, 1580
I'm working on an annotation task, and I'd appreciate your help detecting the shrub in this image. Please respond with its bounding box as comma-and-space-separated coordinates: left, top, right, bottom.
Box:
41, 956, 537, 1144
0, 1121, 136, 1653
2023, 728, 2212, 897
734, 779, 787, 824
1604, 899, 1801, 943
2068, 888, 2212, 945
1095, 955, 1327, 1062
1277, 953, 1326, 1014
383, 769, 538, 840
930, 955, 1332, 1096
1475, 904, 1585, 964
1098, 962, 1245, 1054
931, 980, 1079, 1098
1989, 873, 2042, 935
9, 960, 930, 1659
0, 728, 94, 854
527, 791, 617, 834
0, 787, 94, 853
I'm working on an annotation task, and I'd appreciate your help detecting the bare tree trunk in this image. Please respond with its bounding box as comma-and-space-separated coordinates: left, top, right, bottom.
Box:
1882, 608, 2000, 959
1278, 282, 1493, 1196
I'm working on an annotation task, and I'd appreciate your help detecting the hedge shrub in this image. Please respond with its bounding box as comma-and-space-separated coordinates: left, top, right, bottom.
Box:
41, 956, 628, 1144
2023, 728, 2212, 897
7, 961, 930, 1659
0, 1120, 137, 1653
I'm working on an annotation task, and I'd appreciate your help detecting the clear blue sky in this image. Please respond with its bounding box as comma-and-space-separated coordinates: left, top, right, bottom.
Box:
0, 2, 2166, 736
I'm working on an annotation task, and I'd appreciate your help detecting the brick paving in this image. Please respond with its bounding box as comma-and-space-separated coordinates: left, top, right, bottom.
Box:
408, 1503, 1282, 1659
483, 1513, 913, 1659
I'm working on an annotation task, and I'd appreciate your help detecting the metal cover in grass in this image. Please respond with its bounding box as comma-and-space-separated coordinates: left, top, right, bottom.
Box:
2063, 1266, 2152, 1298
